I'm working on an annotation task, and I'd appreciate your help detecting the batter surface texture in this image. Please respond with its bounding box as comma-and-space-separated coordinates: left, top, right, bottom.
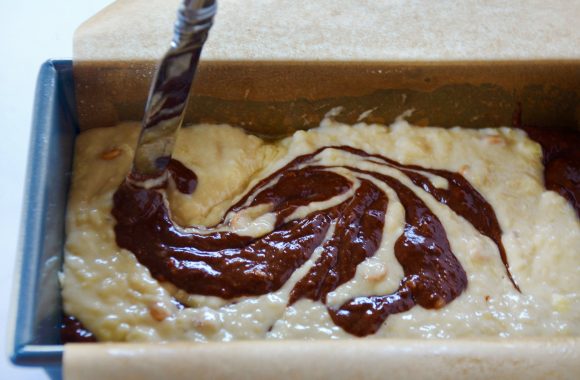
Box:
62, 117, 580, 342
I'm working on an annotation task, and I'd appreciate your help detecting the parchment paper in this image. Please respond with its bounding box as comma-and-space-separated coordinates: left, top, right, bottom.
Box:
72, 0, 580, 130
65, 339, 579, 380
75, 0, 580, 62
67, 1, 580, 379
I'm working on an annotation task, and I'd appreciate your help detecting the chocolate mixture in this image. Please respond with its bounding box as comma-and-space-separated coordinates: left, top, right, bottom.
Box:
110, 145, 515, 337
61, 315, 96, 343
62, 125, 579, 342
520, 127, 580, 217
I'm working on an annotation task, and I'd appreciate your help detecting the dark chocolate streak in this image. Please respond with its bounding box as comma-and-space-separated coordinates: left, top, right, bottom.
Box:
114, 168, 350, 299
112, 145, 523, 336
334, 146, 519, 291
167, 159, 198, 194
328, 169, 467, 335
61, 315, 96, 343
512, 106, 580, 216
521, 126, 580, 217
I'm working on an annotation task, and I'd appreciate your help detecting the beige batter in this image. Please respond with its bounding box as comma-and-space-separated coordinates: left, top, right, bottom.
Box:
61, 117, 580, 342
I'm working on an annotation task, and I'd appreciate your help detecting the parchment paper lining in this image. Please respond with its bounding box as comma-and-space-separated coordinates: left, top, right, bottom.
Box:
65, 339, 579, 380
75, 0, 580, 62
68, 0, 580, 378
73, 0, 580, 132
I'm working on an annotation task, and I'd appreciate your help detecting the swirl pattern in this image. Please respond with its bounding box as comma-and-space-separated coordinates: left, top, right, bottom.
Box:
113, 145, 516, 336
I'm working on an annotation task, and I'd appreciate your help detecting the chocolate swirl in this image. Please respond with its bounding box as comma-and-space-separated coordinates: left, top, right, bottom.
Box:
112, 145, 520, 336
520, 126, 580, 217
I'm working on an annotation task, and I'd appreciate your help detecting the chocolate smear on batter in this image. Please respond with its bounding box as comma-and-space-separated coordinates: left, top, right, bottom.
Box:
61, 315, 96, 343
521, 127, 580, 217
110, 140, 539, 336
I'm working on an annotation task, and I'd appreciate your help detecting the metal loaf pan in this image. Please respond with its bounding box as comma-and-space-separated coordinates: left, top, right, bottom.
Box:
9, 59, 580, 379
